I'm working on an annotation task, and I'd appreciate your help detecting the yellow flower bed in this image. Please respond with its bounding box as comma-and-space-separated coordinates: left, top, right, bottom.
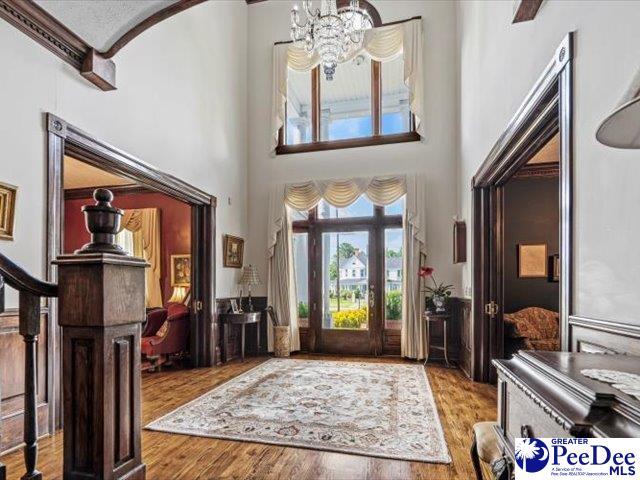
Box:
333, 307, 368, 329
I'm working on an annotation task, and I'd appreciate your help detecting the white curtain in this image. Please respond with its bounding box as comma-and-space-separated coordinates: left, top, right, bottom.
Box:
401, 173, 428, 359
119, 208, 163, 308
271, 17, 425, 150
266, 185, 300, 352
285, 176, 407, 211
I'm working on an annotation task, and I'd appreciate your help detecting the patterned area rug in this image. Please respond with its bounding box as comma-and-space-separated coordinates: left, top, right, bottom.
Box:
146, 359, 451, 463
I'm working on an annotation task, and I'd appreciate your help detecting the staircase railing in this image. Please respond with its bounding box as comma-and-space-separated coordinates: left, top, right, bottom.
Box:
0, 253, 58, 480
0, 188, 147, 480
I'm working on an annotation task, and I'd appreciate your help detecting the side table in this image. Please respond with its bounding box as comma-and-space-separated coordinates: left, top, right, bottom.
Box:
424, 312, 453, 367
220, 311, 261, 362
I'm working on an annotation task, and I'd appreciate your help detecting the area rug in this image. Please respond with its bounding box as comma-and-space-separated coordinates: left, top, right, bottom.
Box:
145, 359, 451, 463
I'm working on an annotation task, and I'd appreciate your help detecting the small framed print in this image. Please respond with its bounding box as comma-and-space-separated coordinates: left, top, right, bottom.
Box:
223, 234, 244, 268
518, 244, 547, 278
0, 181, 17, 241
229, 299, 240, 314
171, 254, 191, 287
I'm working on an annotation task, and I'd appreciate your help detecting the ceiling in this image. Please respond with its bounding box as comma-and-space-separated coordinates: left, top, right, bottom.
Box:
64, 156, 135, 190
527, 133, 560, 164
34, 0, 178, 52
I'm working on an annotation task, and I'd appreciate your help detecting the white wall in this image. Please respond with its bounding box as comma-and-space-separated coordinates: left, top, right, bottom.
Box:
0, 1, 248, 306
246, 1, 460, 297
457, 1, 640, 323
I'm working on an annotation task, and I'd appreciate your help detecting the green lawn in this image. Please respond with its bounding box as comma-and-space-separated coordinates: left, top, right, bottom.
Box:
328, 297, 364, 312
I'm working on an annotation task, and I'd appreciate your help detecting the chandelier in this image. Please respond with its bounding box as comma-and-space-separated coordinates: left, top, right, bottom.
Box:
291, 0, 373, 81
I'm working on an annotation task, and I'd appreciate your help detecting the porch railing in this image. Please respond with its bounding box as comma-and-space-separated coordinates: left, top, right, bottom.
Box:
0, 189, 147, 480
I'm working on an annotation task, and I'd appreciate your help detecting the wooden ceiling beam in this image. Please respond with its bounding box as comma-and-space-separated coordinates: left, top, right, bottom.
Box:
512, 0, 544, 23
0, 0, 115, 90
0, 0, 208, 91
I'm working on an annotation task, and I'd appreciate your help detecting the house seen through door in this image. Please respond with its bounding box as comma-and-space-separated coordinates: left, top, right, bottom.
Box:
292, 195, 404, 355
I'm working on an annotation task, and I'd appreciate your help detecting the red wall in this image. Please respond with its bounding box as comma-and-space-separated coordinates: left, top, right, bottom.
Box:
65, 192, 191, 303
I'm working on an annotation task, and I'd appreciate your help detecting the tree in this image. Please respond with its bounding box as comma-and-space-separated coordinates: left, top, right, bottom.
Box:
385, 248, 402, 258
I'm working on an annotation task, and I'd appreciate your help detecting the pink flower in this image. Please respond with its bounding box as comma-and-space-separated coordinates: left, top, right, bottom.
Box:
419, 266, 434, 278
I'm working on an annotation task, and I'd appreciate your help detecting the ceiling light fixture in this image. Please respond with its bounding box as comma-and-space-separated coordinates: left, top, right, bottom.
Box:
291, 0, 373, 81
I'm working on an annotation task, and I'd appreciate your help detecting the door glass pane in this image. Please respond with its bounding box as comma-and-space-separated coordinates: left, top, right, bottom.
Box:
322, 231, 369, 330
286, 68, 312, 145
385, 228, 403, 330
317, 195, 374, 219
293, 233, 309, 328
320, 54, 372, 141
381, 55, 411, 135
384, 195, 405, 216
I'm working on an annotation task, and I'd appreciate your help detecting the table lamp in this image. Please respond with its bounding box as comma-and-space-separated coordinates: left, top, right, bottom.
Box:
239, 265, 261, 311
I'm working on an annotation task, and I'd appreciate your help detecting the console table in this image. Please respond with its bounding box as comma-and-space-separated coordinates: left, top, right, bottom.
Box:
220, 311, 261, 362
493, 351, 640, 464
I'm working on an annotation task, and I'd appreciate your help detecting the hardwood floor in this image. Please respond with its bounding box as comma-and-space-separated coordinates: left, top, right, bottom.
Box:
1, 355, 496, 479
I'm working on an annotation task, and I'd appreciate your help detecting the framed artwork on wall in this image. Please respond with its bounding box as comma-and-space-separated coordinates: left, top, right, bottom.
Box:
171, 254, 191, 286
518, 244, 547, 278
223, 234, 244, 268
0, 181, 17, 240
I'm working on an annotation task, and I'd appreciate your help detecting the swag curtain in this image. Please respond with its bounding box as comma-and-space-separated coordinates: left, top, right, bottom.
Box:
273, 174, 427, 358
266, 185, 300, 352
271, 18, 424, 150
119, 208, 163, 308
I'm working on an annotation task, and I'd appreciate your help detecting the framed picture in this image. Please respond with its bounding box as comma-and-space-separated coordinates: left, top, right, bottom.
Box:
518, 244, 547, 278
229, 299, 240, 314
223, 234, 244, 268
549, 254, 560, 282
171, 254, 191, 287
0, 181, 17, 241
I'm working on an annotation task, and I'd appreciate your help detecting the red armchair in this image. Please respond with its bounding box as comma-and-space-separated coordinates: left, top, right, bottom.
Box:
142, 308, 168, 337
141, 303, 190, 371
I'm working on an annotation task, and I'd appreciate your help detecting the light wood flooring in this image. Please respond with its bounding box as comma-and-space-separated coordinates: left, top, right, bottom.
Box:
1, 355, 496, 479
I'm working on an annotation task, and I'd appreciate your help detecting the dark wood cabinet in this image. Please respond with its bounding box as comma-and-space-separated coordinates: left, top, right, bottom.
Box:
494, 351, 640, 463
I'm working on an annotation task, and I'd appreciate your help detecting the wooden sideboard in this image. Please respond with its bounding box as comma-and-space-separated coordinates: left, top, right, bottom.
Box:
493, 351, 640, 462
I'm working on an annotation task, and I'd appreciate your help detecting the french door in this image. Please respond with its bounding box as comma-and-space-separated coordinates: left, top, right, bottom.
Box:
296, 199, 403, 356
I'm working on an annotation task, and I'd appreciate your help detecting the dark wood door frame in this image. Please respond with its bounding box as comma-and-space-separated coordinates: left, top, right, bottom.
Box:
471, 33, 574, 383
45, 113, 217, 428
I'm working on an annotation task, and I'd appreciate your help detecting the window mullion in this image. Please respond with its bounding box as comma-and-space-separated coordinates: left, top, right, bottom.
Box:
372, 60, 381, 136
312, 66, 320, 142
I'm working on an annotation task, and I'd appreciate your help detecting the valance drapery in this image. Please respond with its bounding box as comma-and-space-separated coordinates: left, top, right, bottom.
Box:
119, 208, 163, 308
284, 175, 407, 211
271, 17, 425, 150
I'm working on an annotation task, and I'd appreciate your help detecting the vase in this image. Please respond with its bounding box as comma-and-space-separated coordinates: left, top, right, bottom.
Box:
274, 325, 290, 357
433, 295, 446, 313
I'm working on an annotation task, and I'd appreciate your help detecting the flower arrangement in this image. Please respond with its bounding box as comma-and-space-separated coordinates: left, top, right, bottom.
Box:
419, 266, 454, 313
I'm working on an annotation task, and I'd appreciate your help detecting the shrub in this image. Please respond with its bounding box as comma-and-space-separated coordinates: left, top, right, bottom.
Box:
332, 307, 368, 329
298, 302, 309, 319
386, 291, 402, 320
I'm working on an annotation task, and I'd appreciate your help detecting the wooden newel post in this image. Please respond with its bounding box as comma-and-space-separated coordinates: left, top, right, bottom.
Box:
54, 189, 147, 480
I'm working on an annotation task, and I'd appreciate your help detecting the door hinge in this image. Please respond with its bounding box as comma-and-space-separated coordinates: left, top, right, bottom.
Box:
194, 300, 203, 312
313, 302, 317, 311
484, 301, 499, 318
312, 270, 317, 279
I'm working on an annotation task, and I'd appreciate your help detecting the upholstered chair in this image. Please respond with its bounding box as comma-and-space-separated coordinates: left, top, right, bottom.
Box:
141, 303, 190, 371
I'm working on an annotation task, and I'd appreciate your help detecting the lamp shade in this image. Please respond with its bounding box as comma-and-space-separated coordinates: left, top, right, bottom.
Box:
239, 265, 261, 286
596, 67, 640, 149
